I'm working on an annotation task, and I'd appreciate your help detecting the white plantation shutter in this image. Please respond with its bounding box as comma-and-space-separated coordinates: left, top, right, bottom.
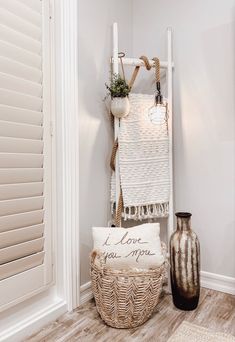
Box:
0, 0, 53, 310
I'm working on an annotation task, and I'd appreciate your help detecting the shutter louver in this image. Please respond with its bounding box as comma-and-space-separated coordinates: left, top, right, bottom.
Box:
0, 0, 53, 306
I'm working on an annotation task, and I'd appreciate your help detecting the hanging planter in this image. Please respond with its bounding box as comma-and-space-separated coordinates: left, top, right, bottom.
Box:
105, 73, 131, 118
110, 96, 130, 118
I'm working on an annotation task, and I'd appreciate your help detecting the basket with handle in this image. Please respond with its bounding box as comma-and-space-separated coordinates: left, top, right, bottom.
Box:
90, 243, 167, 329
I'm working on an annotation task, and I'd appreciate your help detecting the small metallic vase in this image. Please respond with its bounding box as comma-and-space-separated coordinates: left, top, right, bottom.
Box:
170, 212, 200, 310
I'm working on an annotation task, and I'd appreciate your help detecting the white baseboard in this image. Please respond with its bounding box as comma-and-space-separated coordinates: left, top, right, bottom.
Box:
201, 271, 235, 295
0, 299, 67, 342
80, 273, 235, 304
80, 281, 93, 305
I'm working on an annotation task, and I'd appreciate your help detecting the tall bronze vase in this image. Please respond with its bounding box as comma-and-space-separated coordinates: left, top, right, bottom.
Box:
170, 212, 200, 310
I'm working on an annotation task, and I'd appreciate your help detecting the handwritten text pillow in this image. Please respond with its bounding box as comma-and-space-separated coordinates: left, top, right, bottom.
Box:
92, 223, 164, 270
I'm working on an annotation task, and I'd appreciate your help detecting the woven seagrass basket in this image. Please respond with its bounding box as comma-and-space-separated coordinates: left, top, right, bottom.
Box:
90, 245, 166, 329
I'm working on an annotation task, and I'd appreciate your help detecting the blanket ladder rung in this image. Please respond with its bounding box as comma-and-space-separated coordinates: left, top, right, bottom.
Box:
111, 57, 174, 69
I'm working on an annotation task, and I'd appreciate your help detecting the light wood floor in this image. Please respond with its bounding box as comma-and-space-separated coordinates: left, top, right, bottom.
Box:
26, 288, 235, 342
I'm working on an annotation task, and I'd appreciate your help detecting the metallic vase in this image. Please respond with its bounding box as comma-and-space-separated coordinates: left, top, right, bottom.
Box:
170, 212, 200, 310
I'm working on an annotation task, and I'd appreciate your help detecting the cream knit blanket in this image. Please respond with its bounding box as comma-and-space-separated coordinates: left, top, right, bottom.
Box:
111, 93, 170, 221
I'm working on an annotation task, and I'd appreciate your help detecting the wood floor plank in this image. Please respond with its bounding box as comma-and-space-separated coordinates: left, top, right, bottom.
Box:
26, 288, 235, 342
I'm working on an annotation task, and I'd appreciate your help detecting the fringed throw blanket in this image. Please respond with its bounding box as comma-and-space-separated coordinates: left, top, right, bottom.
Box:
111, 93, 170, 221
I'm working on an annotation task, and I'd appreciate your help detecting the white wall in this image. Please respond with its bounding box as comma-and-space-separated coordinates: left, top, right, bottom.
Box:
78, 0, 133, 285
133, 0, 235, 278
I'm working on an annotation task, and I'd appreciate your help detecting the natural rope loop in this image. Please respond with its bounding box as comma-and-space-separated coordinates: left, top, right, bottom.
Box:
110, 138, 118, 171
110, 138, 123, 226
115, 190, 123, 227
139, 55, 152, 70
152, 57, 161, 83
129, 55, 152, 90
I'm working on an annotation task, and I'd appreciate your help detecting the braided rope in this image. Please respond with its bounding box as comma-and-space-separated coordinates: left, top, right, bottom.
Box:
109, 138, 123, 226
129, 55, 153, 90
115, 190, 123, 227
110, 138, 118, 172
110, 110, 114, 128
152, 57, 160, 83
139, 55, 152, 70
110, 139, 123, 226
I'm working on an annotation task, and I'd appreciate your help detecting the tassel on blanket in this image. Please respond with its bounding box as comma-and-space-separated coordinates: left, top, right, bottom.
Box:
111, 202, 169, 221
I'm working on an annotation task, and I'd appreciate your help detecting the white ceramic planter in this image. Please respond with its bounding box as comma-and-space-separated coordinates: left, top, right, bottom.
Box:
111, 96, 130, 118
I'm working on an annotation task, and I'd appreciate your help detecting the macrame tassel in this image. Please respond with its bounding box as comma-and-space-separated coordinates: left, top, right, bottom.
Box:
118, 203, 169, 221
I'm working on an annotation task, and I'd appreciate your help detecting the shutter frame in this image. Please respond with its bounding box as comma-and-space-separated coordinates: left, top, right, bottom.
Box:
0, 0, 54, 311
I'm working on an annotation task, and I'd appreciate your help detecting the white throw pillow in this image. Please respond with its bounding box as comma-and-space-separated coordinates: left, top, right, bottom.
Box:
92, 223, 164, 270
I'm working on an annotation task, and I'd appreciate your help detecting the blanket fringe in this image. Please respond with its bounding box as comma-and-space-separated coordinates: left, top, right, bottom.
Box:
111, 202, 169, 221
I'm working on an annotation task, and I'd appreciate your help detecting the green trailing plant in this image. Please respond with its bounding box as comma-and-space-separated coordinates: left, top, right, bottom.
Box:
105, 73, 130, 99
